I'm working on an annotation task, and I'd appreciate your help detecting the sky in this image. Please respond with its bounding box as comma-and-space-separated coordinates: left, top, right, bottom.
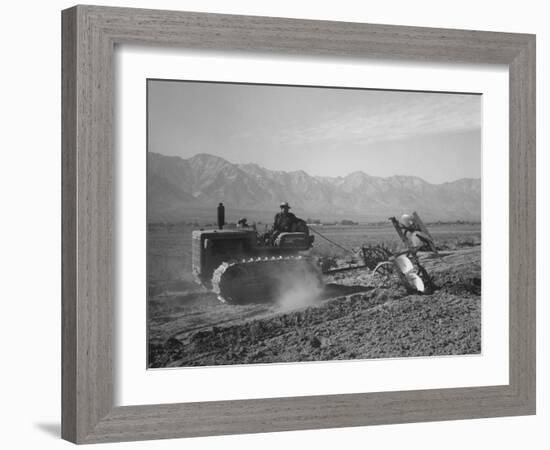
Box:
148, 79, 481, 184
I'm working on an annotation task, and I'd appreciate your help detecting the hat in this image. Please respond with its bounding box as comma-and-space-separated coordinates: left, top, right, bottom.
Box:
399, 214, 414, 227
280, 202, 291, 209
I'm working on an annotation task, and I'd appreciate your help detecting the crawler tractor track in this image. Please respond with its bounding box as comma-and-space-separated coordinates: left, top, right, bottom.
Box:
211, 255, 322, 304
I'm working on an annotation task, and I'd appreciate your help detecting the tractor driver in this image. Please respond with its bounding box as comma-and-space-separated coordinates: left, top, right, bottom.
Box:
237, 217, 249, 228
273, 202, 297, 234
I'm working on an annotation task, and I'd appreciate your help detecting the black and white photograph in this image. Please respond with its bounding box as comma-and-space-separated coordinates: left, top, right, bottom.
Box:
147, 79, 482, 368
2, 0, 543, 447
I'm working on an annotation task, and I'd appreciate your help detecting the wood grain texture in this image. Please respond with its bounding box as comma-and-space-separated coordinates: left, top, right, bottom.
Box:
508, 36, 536, 408
61, 7, 77, 443
61, 5, 536, 444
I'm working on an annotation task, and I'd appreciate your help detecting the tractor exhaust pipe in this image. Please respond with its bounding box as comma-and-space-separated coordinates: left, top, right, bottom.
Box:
217, 202, 225, 230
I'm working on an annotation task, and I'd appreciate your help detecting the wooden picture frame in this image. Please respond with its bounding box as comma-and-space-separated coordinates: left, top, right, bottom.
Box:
61, 5, 536, 444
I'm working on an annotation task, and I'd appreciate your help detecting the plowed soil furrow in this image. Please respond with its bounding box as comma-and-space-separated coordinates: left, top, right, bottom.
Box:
148, 247, 481, 368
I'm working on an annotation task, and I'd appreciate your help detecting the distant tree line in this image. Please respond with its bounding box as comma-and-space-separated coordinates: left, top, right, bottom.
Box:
147, 217, 480, 233
306, 218, 359, 226
306, 218, 321, 224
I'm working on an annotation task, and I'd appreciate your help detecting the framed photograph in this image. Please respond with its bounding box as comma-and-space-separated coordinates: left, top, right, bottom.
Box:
62, 5, 536, 444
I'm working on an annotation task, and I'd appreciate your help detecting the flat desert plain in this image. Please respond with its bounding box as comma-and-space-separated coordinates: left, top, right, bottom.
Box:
148, 222, 481, 367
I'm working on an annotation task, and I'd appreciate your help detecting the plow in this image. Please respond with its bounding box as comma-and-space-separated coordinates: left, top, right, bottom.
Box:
313, 212, 437, 295
192, 206, 439, 304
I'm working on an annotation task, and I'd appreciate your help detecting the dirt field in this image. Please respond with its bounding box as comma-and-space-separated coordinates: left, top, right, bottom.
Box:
148, 223, 481, 368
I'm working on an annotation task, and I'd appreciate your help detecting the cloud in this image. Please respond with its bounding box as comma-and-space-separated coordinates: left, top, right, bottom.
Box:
279, 93, 481, 147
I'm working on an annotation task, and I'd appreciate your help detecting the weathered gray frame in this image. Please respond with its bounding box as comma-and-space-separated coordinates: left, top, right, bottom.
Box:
62, 5, 536, 444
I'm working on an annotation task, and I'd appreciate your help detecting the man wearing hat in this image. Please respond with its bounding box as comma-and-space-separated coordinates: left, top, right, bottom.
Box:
237, 217, 249, 228
273, 201, 297, 234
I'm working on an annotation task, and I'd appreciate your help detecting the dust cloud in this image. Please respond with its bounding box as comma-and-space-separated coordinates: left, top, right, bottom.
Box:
275, 269, 323, 311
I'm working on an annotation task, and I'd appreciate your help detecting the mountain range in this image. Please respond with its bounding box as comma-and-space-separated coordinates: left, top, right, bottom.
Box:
148, 152, 481, 223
